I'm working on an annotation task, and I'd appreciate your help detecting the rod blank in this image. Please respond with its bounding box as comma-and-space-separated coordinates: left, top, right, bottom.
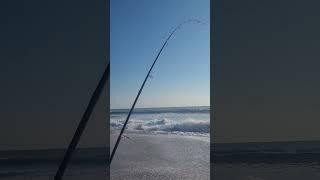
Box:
109, 20, 201, 164
54, 63, 110, 180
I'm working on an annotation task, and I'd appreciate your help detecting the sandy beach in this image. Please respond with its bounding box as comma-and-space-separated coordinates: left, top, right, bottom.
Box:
110, 133, 210, 180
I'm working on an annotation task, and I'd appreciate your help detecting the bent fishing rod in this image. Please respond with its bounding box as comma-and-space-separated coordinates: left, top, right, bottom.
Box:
110, 19, 201, 164
55, 62, 109, 180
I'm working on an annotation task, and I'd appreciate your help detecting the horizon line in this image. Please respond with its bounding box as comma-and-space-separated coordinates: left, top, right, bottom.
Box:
110, 105, 210, 110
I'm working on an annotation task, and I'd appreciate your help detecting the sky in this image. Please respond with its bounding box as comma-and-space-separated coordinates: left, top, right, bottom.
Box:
110, 0, 210, 109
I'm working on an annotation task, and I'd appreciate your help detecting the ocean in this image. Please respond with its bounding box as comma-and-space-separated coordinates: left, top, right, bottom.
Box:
110, 106, 210, 137
110, 106, 210, 179
4, 106, 320, 179
109, 106, 320, 180
1, 106, 210, 180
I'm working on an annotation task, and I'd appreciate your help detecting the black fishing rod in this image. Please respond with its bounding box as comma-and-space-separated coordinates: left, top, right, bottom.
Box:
55, 62, 109, 180
110, 19, 201, 164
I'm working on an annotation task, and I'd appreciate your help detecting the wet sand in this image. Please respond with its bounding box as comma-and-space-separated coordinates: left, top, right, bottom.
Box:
110, 133, 210, 180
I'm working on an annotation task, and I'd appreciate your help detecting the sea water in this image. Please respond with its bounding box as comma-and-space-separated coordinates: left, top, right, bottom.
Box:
4, 106, 320, 179
111, 107, 320, 179
110, 106, 210, 137
110, 106, 210, 180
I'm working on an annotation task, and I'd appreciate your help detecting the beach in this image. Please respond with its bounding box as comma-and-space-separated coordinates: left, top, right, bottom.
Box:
1, 107, 210, 179
110, 106, 210, 179
0, 131, 210, 180
110, 133, 210, 180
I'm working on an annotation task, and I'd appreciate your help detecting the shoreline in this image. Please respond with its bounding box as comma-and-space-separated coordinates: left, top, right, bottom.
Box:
110, 132, 210, 180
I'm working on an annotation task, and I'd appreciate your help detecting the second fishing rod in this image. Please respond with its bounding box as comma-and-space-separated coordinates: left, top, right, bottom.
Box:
109, 19, 202, 164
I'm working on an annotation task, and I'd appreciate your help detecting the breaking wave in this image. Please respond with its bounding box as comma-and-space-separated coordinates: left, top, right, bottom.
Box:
134, 118, 209, 133
110, 107, 210, 136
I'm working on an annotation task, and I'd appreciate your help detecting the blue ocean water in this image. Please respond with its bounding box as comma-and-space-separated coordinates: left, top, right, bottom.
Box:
110, 106, 210, 137
3, 106, 320, 179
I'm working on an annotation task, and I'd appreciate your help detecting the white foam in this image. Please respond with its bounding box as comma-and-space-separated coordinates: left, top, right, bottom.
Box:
110, 107, 210, 136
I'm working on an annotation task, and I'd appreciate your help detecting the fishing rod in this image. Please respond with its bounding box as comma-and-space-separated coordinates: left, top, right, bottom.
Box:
55, 62, 109, 180
110, 19, 201, 164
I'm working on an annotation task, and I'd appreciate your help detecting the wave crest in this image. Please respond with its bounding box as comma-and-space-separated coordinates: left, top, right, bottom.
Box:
129, 118, 210, 134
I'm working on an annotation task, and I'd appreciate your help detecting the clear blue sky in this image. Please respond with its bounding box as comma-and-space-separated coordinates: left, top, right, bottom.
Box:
111, 0, 210, 109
